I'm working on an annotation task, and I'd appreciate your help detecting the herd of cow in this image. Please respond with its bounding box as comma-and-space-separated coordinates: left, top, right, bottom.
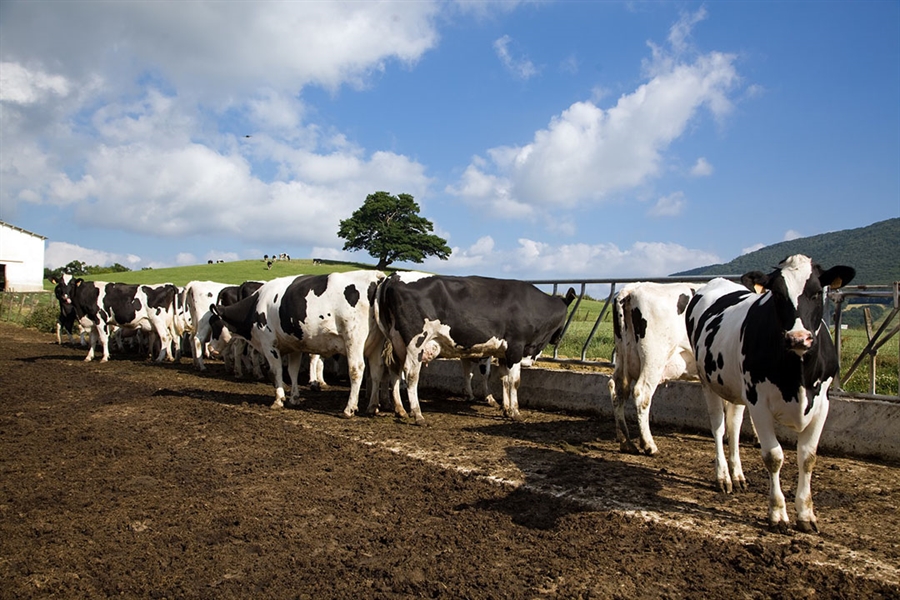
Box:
49, 254, 854, 534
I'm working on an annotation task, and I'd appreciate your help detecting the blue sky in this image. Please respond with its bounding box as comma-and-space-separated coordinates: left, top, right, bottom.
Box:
1, 1, 898, 279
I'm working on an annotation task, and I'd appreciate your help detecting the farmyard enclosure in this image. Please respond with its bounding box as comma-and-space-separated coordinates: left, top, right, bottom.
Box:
1, 321, 898, 599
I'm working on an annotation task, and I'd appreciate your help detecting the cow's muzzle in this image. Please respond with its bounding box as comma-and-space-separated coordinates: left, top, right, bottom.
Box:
785, 329, 814, 355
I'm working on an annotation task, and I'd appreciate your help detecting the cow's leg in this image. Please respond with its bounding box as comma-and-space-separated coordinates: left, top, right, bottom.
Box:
84, 327, 99, 361
308, 354, 326, 391
340, 344, 368, 419
747, 407, 789, 533
461, 359, 476, 400
479, 360, 496, 406
232, 339, 246, 378
55, 320, 63, 345
97, 324, 111, 362
153, 323, 172, 362
724, 401, 747, 491
499, 362, 523, 421
265, 348, 287, 409
702, 388, 733, 493
632, 369, 667, 456
794, 397, 830, 533
402, 356, 426, 425
192, 332, 207, 370
286, 353, 303, 406
608, 368, 638, 454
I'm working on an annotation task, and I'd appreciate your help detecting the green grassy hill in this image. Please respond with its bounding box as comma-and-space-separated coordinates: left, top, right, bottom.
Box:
672, 218, 899, 284
47, 259, 381, 288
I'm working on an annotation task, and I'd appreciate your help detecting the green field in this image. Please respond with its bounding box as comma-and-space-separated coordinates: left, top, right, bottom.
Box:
0, 260, 894, 397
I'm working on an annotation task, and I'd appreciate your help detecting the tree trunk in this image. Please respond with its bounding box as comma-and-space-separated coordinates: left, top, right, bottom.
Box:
375, 257, 391, 270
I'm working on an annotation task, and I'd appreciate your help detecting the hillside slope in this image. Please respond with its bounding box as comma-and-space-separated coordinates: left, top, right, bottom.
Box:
672, 218, 899, 284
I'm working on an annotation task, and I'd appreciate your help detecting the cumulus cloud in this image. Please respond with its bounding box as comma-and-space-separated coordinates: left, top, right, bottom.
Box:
741, 243, 765, 255
494, 35, 538, 80
690, 157, 713, 177
0, 3, 436, 250
45, 242, 142, 270
422, 236, 719, 279
648, 191, 686, 217
449, 10, 739, 219
783, 229, 802, 241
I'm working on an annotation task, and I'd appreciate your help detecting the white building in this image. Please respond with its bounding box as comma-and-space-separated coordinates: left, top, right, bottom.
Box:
0, 221, 47, 292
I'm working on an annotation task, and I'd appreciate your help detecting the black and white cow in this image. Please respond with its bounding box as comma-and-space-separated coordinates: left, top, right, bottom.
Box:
208, 270, 386, 415
374, 273, 576, 424
184, 280, 232, 370
49, 273, 86, 346
685, 254, 854, 533
53, 278, 178, 362
608, 282, 700, 455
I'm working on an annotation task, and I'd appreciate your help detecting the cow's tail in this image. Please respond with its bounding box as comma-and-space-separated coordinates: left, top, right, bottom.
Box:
382, 340, 395, 368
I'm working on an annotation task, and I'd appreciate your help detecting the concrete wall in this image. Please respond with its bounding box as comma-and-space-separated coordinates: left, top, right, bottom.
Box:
416, 359, 900, 462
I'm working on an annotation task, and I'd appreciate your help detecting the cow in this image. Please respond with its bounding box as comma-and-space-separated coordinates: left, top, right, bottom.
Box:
53, 278, 178, 362
208, 270, 386, 416
685, 254, 855, 533
215, 281, 265, 379
461, 358, 493, 404
608, 282, 701, 455
374, 273, 577, 425
49, 273, 87, 346
185, 280, 231, 370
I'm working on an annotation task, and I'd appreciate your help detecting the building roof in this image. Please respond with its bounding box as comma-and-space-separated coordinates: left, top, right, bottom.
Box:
0, 220, 47, 240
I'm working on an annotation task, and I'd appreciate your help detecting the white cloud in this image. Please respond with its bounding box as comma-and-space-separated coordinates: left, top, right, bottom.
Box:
783, 229, 802, 241
450, 14, 739, 219
494, 35, 538, 80
741, 243, 765, 255
0, 62, 70, 104
690, 157, 713, 177
422, 237, 720, 279
648, 191, 686, 217
45, 241, 142, 270
0, 3, 441, 98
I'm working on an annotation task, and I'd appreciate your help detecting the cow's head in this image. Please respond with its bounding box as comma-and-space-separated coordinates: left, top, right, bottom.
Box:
207, 304, 233, 354
745, 255, 855, 356
51, 273, 74, 305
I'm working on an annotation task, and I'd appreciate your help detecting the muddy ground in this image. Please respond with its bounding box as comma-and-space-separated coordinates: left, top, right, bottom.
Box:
1, 321, 899, 599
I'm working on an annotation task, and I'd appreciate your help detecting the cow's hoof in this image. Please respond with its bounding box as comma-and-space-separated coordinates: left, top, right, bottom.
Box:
414, 418, 429, 427
619, 440, 640, 455
310, 382, 321, 392
270, 402, 284, 410
734, 477, 748, 492
485, 397, 499, 408
768, 521, 791, 535
796, 520, 818, 534
341, 410, 355, 419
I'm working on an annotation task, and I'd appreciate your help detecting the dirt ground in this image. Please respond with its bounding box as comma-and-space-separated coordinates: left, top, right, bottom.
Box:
1, 321, 899, 599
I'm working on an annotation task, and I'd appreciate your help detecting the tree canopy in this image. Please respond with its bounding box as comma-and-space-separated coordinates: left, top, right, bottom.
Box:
338, 191, 451, 270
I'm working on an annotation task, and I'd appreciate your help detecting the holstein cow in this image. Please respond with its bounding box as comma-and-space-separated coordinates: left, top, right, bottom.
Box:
208, 270, 386, 415
216, 281, 265, 379
374, 273, 577, 425
54, 278, 178, 362
608, 282, 700, 455
49, 273, 86, 346
184, 280, 231, 370
685, 254, 854, 533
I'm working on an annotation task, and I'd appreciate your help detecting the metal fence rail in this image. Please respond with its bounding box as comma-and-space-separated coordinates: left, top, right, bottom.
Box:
3, 277, 898, 402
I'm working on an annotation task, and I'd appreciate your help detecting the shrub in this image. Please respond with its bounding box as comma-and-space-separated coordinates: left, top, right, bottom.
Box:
23, 303, 61, 334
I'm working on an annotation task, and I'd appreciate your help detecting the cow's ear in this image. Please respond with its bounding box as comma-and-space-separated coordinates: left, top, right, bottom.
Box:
820, 266, 855, 289
209, 304, 219, 316
740, 271, 768, 294
74, 278, 84, 287
50, 276, 58, 284
564, 287, 577, 307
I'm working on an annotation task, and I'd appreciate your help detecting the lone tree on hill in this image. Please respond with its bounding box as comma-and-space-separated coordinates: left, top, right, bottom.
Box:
338, 191, 451, 270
